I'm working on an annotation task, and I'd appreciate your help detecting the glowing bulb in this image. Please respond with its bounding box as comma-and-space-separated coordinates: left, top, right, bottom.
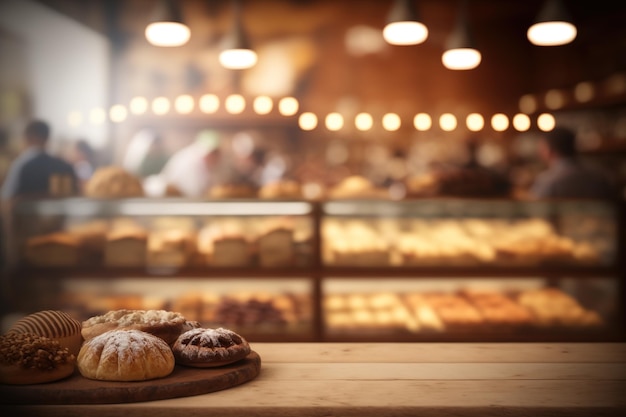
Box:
325, 112, 344, 131
253, 96, 273, 114
145, 22, 190, 47
225, 94, 246, 114
382, 113, 401, 131
442, 48, 481, 70
519, 94, 538, 114
545, 89, 565, 109
491, 113, 509, 131
355, 113, 373, 131
152, 97, 171, 115
199, 94, 219, 114
110, 105, 128, 123
466, 113, 484, 131
174, 94, 194, 114
537, 113, 556, 131
439, 113, 457, 131
298, 112, 318, 130
512, 113, 531, 132
414, 113, 432, 131
574, 82, 594, 103
383, 21, 428, 45
130, 96, 148, 115
527, 21, 576, 46
278, 97, 299, 116
219, 49, 258, 70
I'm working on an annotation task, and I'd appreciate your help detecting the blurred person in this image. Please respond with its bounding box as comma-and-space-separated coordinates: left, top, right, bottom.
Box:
530, 127, 615, 199
70, 139, 97, 187
1, 119, 78, 200
138, 136, 169, 178
155, 130, 222, 197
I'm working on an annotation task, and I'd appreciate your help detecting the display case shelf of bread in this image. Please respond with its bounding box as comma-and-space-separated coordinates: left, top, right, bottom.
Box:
22, 216, 313, 268
324, 288, 604, 334
322, 217, 610, 266
48, 291, 312, 336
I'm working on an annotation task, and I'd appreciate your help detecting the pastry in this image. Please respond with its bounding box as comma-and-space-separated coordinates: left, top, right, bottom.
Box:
8, 310, 83, 355
172, 327, 250, 367
104, 224, 148, 267
329, 175, 387, 199
258, 180, 302, 199
208, 183, 257, 199
77, 329, 174, 381
81, 309, 187, 345
84, 166, 144, 198
257, 222, 294, 267
24, 233, 80, 267
0, 332, 76, 385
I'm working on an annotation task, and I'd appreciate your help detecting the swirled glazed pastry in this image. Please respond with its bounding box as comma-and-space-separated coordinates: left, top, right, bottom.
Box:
172, 328, 250, 368
77, 329, 174, 381
9, 310, 82, 355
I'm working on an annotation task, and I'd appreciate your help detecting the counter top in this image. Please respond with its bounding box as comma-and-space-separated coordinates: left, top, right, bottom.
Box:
3, 343, 626, 417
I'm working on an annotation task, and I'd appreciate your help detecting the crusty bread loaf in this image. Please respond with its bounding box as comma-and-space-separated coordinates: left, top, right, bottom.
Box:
172, 327, 250, 368
8, 310, 82, 355
81, 309, 186, 345
77, 329, 174, 381
85, 166, 144, 198
0, 332, 76, 385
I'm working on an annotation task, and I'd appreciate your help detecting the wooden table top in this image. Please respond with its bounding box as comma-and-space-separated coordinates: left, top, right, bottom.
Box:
2, 343, 626, 417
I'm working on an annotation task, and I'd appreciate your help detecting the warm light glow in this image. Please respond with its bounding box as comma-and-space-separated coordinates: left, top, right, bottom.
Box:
466, 113, 484, 131
67, 111, 82, 127
537, 113, 556, 131
527, 21, 577, 46
491, 113, 509, 131
278, 97, 299, 116
130, 96, 148, 115
152, 97, 171, 115
439, 113, 457, 131
219, 49, 258, 69
199, 94, 219, 113
574, 82, 594, 103
442, 48, 482, 70
355, 112, 373, 131
383, 21, 428, 45
519, 94, 538, 114
225, 94, 246, 114
298, 112, 318, 130
174, 94, 194, 114
413, 113, 432, 131
545, 89, 565, 109
253, 96, 273, 114
325, 112, 344, 131
512, 113, 531, 132
382, 113, 401, 131
145, 22, 191, 47
89, 108, 106, 125
109, 105, 128, 123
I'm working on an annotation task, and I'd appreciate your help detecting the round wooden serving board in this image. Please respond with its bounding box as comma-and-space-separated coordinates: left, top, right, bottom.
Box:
0, 351, 261, 405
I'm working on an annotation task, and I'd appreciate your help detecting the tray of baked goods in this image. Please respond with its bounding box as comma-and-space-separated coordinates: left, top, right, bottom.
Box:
0, 310, 261, 405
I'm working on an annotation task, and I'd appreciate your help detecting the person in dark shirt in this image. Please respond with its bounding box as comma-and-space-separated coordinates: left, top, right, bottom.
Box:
1, 120, 78, 200
530, 127, 615, 199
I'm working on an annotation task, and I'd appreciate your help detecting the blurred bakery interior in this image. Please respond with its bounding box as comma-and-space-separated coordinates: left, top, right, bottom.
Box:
0, 0, 625, 342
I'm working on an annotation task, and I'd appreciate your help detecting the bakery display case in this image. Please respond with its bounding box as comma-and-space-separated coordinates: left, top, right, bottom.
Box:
2, 197, 623, 342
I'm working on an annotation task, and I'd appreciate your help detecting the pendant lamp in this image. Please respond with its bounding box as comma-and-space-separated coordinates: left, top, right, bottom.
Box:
527, 0, 577, 46
442, 0, 481, 70
145, 0, 191, 47
219, 0, 258, 70
383, 0, 428, 46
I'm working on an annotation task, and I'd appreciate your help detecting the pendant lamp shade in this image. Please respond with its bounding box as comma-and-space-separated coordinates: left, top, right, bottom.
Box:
145, 0, 191, 47
383, 0, 428, 45
219, 0, 258, 69
442, 0, 481, 70
527, 0, 577, 46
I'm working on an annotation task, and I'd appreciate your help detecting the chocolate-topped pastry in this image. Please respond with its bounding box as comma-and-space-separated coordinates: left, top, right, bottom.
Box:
172, 327, 250, 368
